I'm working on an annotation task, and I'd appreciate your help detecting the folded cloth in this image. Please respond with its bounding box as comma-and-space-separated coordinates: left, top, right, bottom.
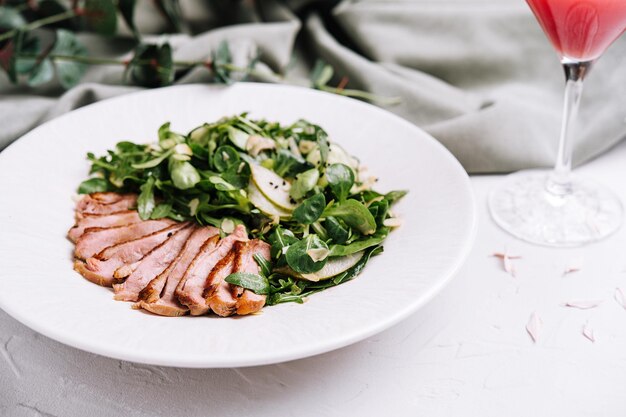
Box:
1, 0, 625, 173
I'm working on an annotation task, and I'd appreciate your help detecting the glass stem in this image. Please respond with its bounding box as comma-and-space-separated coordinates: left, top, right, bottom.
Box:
547, 61, 592, 196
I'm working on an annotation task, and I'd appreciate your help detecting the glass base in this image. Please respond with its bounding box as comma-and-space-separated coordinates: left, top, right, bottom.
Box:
489, 171, 623, 247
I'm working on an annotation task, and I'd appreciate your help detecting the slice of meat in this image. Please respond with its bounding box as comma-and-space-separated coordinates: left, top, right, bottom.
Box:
68, 210, 142, 242
176, 224, 248, 316
204, 247, 239, 317
137, 227, 219, 317
74, 222, 189, 287
76, 193, 137, 217
206, 239, 270, 317
113, 224, 194, 302
234, 240, 271, 316
74, 219, 175, 260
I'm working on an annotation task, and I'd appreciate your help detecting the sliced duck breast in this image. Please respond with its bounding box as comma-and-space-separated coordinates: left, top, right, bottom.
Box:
76, 193, 137, 217
176, 225, 248, 315
113, 224, 194, 302
74, 219, 175, 260
205, 247, 239, 317
68, 210, 142, 242
206, 240, 270, 317
74, 222, 189, 287
234, 240, 271, 316
137, 227, 219, 317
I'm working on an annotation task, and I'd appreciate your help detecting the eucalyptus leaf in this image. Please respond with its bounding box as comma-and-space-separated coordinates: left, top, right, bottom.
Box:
129, 43, 174, 87
310, 60, 333, 88
83, 0, 117, 36
212, 40, 232, 84
118, 0, 139, 38
51, 29, 87, 88
154, 0, 183, 32
27, 58, 54, 86
0, 6, 26, 31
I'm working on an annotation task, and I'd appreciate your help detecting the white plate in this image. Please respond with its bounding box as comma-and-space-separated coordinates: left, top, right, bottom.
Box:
0, 83, 476, 368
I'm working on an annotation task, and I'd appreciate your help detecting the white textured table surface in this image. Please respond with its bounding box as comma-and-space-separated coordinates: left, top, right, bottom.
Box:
2, 142, 626, 417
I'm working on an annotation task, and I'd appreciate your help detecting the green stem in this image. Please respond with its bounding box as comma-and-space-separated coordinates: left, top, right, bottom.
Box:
0, 9, 77, 43
318, 85, 401, 106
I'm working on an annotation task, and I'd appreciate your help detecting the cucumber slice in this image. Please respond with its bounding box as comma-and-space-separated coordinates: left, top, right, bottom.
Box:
249, 163, 296, 211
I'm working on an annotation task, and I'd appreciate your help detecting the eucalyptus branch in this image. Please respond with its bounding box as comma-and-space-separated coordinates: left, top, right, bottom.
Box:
0, 9, 77, 43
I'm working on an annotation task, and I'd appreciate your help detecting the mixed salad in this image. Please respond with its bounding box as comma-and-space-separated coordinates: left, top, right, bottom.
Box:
79, 114, 406, 305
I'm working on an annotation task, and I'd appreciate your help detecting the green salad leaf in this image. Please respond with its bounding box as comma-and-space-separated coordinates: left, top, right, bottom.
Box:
78, 114, 406, 306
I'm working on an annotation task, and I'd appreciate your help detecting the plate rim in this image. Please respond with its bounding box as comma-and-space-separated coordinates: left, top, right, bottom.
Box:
0, 83, 477, 368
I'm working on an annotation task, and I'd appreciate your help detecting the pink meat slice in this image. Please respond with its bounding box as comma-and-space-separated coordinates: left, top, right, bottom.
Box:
113, 224, 194, 302
74, 222, 189, 287
206, 239, 271, 317
76, 193, 137, 217
205, 247, 240, 317
234, 240, 271, 316
137, 226, 219, 317
68, 210, 142, 243
74, 219, 175, 260
176, 225, 248, 316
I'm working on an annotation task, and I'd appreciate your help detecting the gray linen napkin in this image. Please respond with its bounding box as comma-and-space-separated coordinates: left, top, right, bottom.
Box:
1, 0, 625, 173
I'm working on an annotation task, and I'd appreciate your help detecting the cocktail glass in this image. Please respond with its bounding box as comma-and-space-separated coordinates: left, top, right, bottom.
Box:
489, 0, 626, 246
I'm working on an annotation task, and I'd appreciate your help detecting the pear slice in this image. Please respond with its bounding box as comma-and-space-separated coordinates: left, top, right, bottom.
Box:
248, 181, 291, 219
249, 163, 296, 211
300, 251, 364, 281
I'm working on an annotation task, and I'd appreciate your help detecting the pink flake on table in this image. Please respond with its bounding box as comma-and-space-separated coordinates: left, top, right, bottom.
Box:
492, 251, 520, 278
526, 312, 542, 343
614, 288, 626, 310
582, 323, 595, 343
563, 266, 581, 276
562, 300, 602, 310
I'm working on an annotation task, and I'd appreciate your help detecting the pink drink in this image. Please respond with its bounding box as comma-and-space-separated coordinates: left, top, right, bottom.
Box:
527, 0, 626, 61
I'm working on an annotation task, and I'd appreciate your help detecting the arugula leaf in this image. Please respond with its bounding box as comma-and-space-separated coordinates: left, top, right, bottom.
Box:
137, 176, 156, 220
328, 228, 389, 257
77, 177, 109, 194
292, 193, 325, 225
253, 253, 272, 278
326, 163, 354, 201
286, 234, 329, 274
324, 216, 349, 245
213, 145, 240, 172
225, 272, 269, 295
323, 199, 376, 235
170, 161, 200, 190
385, 190, 408, 204
150, 203, 172, 219
273, 149, 308, 178
290, 168, 319, 200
